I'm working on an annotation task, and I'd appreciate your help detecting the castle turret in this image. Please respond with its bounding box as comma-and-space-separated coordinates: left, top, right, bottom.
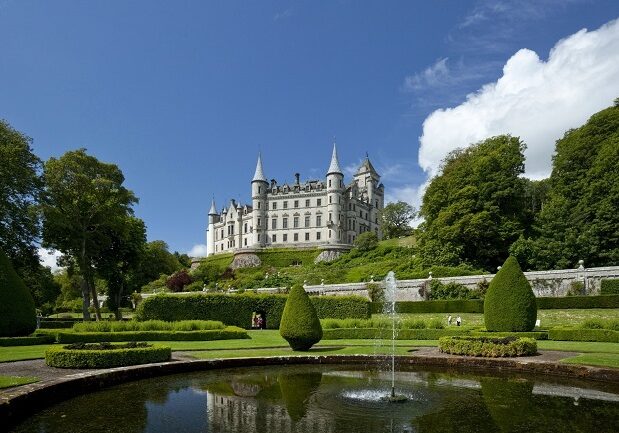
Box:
206, 198, 218, 256
251, 153, 268, 247
354, 155, 383, 238
326, 143, 344, 243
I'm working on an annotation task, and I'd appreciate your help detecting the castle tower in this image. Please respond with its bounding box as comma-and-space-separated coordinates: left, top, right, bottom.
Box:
354, 155, 383, 238
206, 198, 218, 256
326, 143, 344, 244
251, 153, 268, 247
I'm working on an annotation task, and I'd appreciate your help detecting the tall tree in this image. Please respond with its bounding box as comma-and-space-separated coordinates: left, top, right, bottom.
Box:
380, 201, 416, 239
41, 149, 137, 320
130, 240, 182, 290
419, 135, 528, 271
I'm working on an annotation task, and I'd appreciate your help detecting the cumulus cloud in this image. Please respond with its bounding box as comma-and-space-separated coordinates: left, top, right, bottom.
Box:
419, 18, 619, 179
38, 248, 63, 273
403, 58, 450, 91
188, 244, 208, 257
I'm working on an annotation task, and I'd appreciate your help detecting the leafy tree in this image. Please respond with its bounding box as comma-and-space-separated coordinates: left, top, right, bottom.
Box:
131, 241, 182, 291
174, 251, 192, 268
0, 249, 37, 336
354, 231, 379, 252
41, 149, 137, 320
515, 103, 619, 269
419, 135, 528, 271
380, 201, 415, 239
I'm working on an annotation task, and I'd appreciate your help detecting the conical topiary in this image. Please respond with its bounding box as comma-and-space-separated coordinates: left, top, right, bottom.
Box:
484, 256, 537, 332
0, 249, 37, 337
279, 284, 323, 351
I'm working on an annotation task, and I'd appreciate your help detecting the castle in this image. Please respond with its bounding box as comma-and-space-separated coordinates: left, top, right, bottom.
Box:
206, 144, 384, 258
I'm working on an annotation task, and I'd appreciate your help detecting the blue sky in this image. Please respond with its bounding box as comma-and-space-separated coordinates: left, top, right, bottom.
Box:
1, 1, 618, 258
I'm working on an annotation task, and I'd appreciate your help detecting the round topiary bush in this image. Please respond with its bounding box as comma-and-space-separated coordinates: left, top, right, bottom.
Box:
279, 284, 323, 351
0, 249, 37, 337
484, 256, 537, 332
45, 342, 172, 368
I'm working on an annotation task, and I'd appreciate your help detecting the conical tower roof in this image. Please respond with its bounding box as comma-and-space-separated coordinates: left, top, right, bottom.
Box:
356, 155, 379, 178
252, 153, 267, 182
327, 143, 343, 176
208, 198, 217, 215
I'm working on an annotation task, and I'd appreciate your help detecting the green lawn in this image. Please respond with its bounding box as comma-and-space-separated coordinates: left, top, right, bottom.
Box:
0, 375, 38, 389
561, 353, 619, 368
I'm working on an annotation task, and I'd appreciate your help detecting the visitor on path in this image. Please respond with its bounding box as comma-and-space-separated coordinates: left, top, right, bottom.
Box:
257, 314, 264, 330
447, 315, 452, 326
252, 313, 259, 329
456, 316, 462, 327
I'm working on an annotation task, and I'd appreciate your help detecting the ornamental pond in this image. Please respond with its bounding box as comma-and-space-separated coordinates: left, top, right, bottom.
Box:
11, 364, 619, 433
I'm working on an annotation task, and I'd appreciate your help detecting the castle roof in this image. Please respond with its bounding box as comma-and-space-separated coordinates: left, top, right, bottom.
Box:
252, 153, 267, 182
356, 155, 379, 178
327, 143, 343, 175
208, 198, 217, 215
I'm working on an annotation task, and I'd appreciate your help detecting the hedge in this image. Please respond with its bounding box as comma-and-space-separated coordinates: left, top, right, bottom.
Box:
72, 320, 225, 333
600, 279, 619, 295
469, 331, 548, 340
0, 249, 37, 337
39, 320, 77, 329
548, 328, 619, 343
135, 293, 370, 328
45, 343, 171, 368
438, 336, 537, 357
55, 327, 249, 343
0, 335, 55, 346
279, 285, 322, 351
322, 327, 470, 340
370, 295, 619, 314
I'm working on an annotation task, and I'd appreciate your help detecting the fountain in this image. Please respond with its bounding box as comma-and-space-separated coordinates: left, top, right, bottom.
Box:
382, 271, 407, 403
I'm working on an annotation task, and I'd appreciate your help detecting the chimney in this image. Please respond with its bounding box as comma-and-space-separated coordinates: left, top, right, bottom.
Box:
295, 173, 300, 185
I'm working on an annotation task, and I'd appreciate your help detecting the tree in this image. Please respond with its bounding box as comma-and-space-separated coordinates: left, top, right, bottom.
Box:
380, 201, 415, 239
419, 135, 529, 271
131, 240, 182, 291
354, 231, 379, 252
166, 269, 192, 292
96, 216, 146, 319
279, 284, 322, 351
0, 249, 37, 337
41, 149, 137, 320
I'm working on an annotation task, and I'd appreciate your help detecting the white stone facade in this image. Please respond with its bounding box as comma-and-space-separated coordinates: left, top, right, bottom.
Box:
206, 145, 384, 256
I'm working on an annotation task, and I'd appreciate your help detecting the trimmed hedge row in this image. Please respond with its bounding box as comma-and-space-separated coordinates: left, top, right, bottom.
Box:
600, 279, 619, 295
0, 335, 55, 346
370, 295, 619, 314
470, 331, 548, 340
39, 320, 77, 329
136, 293, 370, 328
438, 336, 537, 357
73, 319, 225, 333
322, 327, 470, 340
548, 328, 619, 343
55, 327, 249, 343
45, 343, 172, 368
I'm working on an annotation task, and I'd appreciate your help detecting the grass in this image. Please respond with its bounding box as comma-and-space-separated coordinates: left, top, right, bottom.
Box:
0, 375, 39, 389
378, 234, 416, 248
561, 353, 619, 368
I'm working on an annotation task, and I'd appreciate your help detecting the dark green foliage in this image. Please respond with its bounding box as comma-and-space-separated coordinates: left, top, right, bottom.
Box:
0, 250, 37, 337
470, 330, 548, 340
279, 285, 322, 351
601, 279, 619, 295
45, 343, 171, 368
278, 373, 322, 421
484, 256, 536, 331
419, 135, 529, 271
580, 319, 619, 331
135, 293, 369, 328
0, 335, 55, 346
535, 294, 619, 309
370, 299, 485, 314
548, 328, 619, 343
73, 319, 225, 332
323, 328, 469, 340
38, 320, 76, 329
380, 201, 415, 239
354, 232, 379, 252
438, 336, 537, 357
428, 280, 473, 300
55, 327, 248, 343
366, 283, 384, 303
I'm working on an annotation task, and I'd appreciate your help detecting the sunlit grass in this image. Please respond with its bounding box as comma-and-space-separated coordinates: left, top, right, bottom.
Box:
0, 375, 39, 389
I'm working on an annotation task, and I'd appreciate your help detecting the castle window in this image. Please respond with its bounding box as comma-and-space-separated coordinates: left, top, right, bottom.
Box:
283, 234, 288, 242
305, 199, 310, 207
375, 200, 379, 208
293, 216, 299, 228
294, 200, 299, 208
305, 216, 310, 227
272, 218, 277, 229
294, 233, 299, 242
257, 217, 261, 227
328, 212, 332, 223
284, 201, 288, 209
221, 229, 224, 238
272, 234, 277, 243
244, 238, 247, 246
272, 202, 277, 210
329, 196, 332, 204
244, 223, 248, 233
317, 198, 322, 206
283, 217, 288, 229
329, 230, 332, 238
316, 215, 322, 226
339, 180, 342, 188
305, 232, 310, 241
258, 234, 260, 242
328, 179, 332, 187
316, 232, 321, 240
257, 202, 261, 209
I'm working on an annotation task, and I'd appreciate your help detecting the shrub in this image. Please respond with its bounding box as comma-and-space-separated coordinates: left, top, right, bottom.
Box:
371, 299, 484, 314
536, 295, 619, 309
470, 331, 548, 340
45, 343, 171, 368
438, 336, 537, 357
366, 282, 384, 303
0, 335, 55, 346
484, 256, 537, 332
428, 280, 472, 300
354, 232, 379, 252
135, 293, 369, 328
39, 320, 76, 329
0, 249, 37, 337
580, 319, 619, 331
56, 327, 248, 343
166, 269, 192, 292
601, 279, 619, 295
323, 328, 469, 340
279, 284, 322, 351
73, 320, 225, 332
548, 328, 619, 343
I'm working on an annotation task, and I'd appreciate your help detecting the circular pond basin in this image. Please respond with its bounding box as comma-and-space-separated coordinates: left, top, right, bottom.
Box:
11, 364, 619, 433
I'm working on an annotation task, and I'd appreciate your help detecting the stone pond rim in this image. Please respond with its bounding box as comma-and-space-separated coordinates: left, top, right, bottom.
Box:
2, 352, 619, 427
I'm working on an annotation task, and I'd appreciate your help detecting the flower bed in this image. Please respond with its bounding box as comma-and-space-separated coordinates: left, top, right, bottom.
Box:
45, 342, 171, 368
438, 336, 537, 357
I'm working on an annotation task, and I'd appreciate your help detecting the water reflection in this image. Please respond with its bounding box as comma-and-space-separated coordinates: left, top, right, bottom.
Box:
11, 365, 619, 433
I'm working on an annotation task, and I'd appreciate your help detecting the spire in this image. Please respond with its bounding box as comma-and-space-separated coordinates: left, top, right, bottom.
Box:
327, 142, 343, 176
208, 197, 217, 215
252, 153, 267, 182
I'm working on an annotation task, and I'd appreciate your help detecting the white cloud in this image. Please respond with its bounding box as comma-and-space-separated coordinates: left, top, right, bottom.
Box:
38, 248, 63, 273
403, 58, 450, 91
419, 18, 619, 179
188, 244, 208, 257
